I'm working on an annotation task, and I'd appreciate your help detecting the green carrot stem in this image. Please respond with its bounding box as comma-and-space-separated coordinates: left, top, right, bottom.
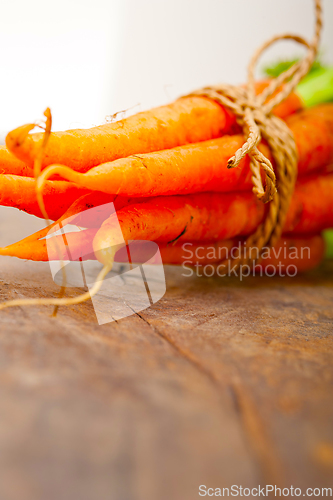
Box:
297, 67, 333, 107
264, 59, 333, 108
323, 230, 333, 259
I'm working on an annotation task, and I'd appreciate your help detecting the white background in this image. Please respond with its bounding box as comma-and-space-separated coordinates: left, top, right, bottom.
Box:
0, 0, 332, 139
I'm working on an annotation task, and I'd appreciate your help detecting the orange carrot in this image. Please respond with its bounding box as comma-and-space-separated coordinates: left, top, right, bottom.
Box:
5, 82, 302, 174
35, 104, 333, 198
93, 192, 264, 266
93, 172, 333, 265
284, 173, 333, 234
0, 228, 97, 262
285, 105, 333, 174
5, 98, 236, 173
0, 174, 90, 220
157, 235, 325, 273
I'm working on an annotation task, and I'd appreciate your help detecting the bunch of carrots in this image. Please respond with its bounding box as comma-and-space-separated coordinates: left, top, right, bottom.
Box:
0, 65, 333, 310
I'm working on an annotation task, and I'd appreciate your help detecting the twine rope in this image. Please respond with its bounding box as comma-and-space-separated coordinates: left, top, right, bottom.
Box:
185, 0, 322, 270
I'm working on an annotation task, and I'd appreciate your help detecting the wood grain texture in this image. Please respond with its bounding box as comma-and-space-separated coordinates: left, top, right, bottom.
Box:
0, 209, 332, 500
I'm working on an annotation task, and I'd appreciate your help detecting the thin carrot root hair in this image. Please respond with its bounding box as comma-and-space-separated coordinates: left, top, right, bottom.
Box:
32, 109, 67, 314
34, 108, 53, 223
0, 263, 112, 311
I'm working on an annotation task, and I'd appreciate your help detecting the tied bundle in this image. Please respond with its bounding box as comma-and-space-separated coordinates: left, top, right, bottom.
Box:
0, 0, 332, 314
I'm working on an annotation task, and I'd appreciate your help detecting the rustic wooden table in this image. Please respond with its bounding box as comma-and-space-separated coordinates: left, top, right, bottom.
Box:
0, 208, 332, 500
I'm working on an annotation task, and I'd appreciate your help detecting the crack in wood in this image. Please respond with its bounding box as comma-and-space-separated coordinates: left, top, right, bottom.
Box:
135, 310, 285, 486
133, 310, 219, 385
